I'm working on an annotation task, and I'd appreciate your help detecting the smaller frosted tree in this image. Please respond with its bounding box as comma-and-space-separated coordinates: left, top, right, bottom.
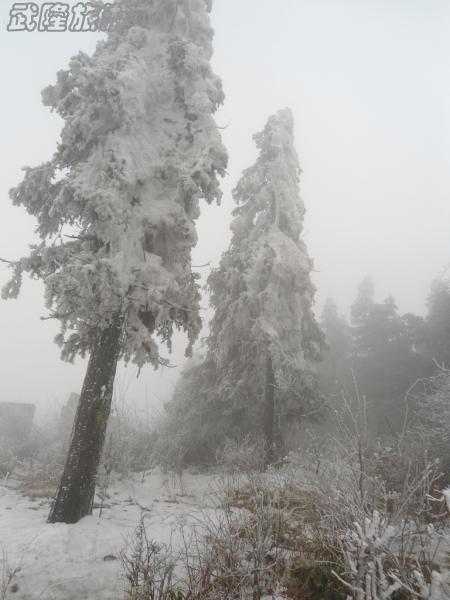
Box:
165, 109, 325, 464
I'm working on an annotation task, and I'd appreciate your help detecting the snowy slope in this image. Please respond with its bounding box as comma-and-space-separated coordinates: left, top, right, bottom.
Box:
0, 470, 216, 600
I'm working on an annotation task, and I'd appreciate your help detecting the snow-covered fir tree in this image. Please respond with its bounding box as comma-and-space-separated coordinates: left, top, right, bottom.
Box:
2, 0, 227, 523
164, 108, 324, 465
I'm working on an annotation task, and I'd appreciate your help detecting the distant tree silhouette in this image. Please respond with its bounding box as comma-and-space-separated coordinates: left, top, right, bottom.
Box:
425, 276, 450, 368
318, 298, 353, 396
350, 281, 434, 434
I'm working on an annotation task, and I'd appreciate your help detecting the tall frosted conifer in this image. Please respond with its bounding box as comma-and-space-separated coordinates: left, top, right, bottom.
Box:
167, 109, 324, 464
2, 0, 227, 523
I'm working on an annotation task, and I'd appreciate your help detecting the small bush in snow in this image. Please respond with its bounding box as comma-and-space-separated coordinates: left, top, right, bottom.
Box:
121, 516, 181, 600
0, 551, 20, 600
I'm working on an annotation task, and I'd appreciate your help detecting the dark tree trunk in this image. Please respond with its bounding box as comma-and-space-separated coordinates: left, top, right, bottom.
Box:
48, 312, 124, 524
263, 354, 275, 467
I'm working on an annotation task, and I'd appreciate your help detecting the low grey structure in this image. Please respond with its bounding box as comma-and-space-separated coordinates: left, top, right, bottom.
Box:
0, 402, 35, 440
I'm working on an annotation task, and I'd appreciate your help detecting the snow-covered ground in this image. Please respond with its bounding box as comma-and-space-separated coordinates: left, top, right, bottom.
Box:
0, 470, 217, 600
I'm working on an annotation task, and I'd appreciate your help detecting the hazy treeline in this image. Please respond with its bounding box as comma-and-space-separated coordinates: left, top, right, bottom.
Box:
319, 274, 450, 434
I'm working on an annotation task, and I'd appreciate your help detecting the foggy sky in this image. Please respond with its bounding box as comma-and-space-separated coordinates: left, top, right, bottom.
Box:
0, 0, 449, 415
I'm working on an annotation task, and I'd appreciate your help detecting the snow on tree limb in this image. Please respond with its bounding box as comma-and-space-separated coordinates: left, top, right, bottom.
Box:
3, 0, 228, 368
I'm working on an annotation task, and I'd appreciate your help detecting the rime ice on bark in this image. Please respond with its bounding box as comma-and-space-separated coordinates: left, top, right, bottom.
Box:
3, 0, 227, 368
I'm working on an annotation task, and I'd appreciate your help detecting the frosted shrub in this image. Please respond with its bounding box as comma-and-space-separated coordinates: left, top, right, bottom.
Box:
402, 371, 450, 484
333, 510, 402, 599
207, 501, 287, 599
282, 420, 448, 600
101, 419, 155, 478
121, 517, 180, 600
151, 427, 189, 477
216, 436, 268, 494
217, 436, 267, 475
407, 568, 450, 599
122, 479, 289, 599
